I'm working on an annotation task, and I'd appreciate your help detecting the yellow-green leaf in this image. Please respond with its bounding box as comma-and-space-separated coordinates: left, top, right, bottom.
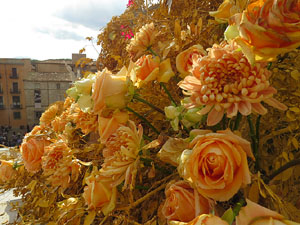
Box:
84, 210, 96, 225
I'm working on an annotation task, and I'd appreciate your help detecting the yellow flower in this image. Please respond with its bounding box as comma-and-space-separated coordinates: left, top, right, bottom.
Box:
0, 160, 16, 182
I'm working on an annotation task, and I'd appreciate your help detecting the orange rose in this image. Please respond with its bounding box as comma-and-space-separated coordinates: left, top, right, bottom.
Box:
179, 129, 254, 201
176, 45, 206, 77
186, 214, 229, 225
133, 55, 160, 85
228, 0, 300, 63
161, 180, 210, 223
83, 171, 116, 215
209, 0, 247, 23
236, 199, 300, 225
92, 68, 129, 114
98, 111, 129, 144
21, 137, 51, 173
0, 160, 16, 182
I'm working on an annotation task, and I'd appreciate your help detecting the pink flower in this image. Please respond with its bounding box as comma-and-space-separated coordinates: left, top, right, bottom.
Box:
179, 41, 287, 126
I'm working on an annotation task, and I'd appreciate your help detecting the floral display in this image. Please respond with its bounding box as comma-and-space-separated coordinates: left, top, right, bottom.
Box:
1, 0, 300, 225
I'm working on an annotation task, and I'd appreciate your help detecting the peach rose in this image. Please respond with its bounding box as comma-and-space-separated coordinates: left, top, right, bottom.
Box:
98, 111, 129, 144
92, 68, 129, 114
176, 45, 206, 77
161, 180, 210, 223
186, 214, 228, 225
227, 0, 300, 63
236, 199, 300, 225
178, 129, 254, 201
0, 160, 16, 182
83, 172, 116, 215
21, 137, 51, 173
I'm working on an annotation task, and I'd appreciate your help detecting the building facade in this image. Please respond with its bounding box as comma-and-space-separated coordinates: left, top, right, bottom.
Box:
0, 59, 31, 130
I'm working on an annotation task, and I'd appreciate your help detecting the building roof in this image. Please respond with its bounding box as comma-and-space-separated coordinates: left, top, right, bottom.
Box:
24, 72, 74, 82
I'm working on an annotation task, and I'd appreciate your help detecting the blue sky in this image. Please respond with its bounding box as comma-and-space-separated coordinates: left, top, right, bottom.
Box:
0, 0, 128, 60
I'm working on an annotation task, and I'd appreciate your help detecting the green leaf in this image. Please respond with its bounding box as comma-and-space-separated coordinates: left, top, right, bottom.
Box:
221, 208, 234, 225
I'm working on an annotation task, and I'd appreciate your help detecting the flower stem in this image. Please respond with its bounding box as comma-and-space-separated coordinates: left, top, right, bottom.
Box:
233, 112, 242, 130
233, 198, 246, 218
266, 158, 300, 183
125, 106, 160, 135
133, 95, 164, 114
247, 115, 259, 170
147, 46, 158, 56
160, 82, 177, 106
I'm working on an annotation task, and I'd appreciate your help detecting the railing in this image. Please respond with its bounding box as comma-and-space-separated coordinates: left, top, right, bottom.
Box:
11, 104, 22, 109
10, 89, 20, 94
9, 74, 18, 79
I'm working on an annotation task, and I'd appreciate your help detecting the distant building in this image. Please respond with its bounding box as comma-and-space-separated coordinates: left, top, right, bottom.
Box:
24, 59, 76, 127
0, 59, 31, 131
0, 53, 96, 130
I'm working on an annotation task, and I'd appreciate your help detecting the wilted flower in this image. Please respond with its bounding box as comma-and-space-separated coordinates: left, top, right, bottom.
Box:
176, 45, 207, 77
92, 67, 129, 114
0, 160, 16, 182
100, 121, 143, 189
209, 0, 247, 23
98, 111, 129, 144
83, 169, 116, 215
179, 41, 287, 126
158, 137, 189, 166
126, 22, 158, 60
227, 0, 300, 63
42, 141, 80, 189
178, 129, 253, 201
161, 180, 210, 223
236, 199, 300, 225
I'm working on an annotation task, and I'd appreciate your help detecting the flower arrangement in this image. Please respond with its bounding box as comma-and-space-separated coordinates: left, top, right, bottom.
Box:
1, 0, 300, 224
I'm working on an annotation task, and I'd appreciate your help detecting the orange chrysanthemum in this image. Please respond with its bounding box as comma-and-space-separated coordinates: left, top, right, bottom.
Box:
100, 121, 143, 189
179, 41, 287, 126
40, 102, 64, 126
42, 141, 80, 189
69, 103, 98, 135
126, 22, 158, 60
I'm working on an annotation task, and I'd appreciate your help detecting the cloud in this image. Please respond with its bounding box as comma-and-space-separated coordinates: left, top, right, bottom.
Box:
55, 0, 128, 30
35, 28, 84, 41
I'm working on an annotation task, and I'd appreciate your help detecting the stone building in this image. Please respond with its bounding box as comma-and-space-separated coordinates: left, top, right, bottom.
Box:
0, 59, 31, 130
24, 59, 75, 127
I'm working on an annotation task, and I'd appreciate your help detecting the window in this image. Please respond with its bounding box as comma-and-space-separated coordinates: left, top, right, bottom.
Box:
12, 96, 20, 108
35, 111, 42, 119
12, 82, 19, 93
12, 68, 17, 78
0, 96, 3, 109
13, 112, 21, 119
56, 83, 60, 89
34, 82, 40, 89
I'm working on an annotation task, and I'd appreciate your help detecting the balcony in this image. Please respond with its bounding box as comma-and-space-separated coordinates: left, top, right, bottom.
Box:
10, 89, 20, 94
0, 105, 4, 110
11, 104, 22, 109
10, 74, 18, 79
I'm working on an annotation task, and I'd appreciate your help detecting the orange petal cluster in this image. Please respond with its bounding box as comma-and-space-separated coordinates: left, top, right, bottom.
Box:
100, 121, 143, 189
179, 41, 287, 126
21, 127, 51, 173
126, 22, 158, 60
178, 129, 253, 201
0, 160, 16, 182
161, 180, 209, 223
42, 141, 80, 189
229, 0, 300, 62
236, 199, 300, 225
40, 102, 64, 127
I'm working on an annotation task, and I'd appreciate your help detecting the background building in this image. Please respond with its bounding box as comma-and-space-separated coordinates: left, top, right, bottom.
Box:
0, 59, 31, 131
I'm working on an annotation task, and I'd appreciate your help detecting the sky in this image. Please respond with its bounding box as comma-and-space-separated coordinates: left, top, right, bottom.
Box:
0, 0, 129, 60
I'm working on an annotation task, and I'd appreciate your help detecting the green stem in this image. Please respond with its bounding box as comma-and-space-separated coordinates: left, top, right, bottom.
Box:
233, 198, 246, 218
133, 95, 164, 114
222, 114, 228, 130
267, 62, 272, 70
233, 112, 242, 130
126, 106, 159, 135
160, 82, 177, 106
143, 134, 152, 142
247, 115, 259, 170
256, 115, 261, 147
147, 47, 158, 56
